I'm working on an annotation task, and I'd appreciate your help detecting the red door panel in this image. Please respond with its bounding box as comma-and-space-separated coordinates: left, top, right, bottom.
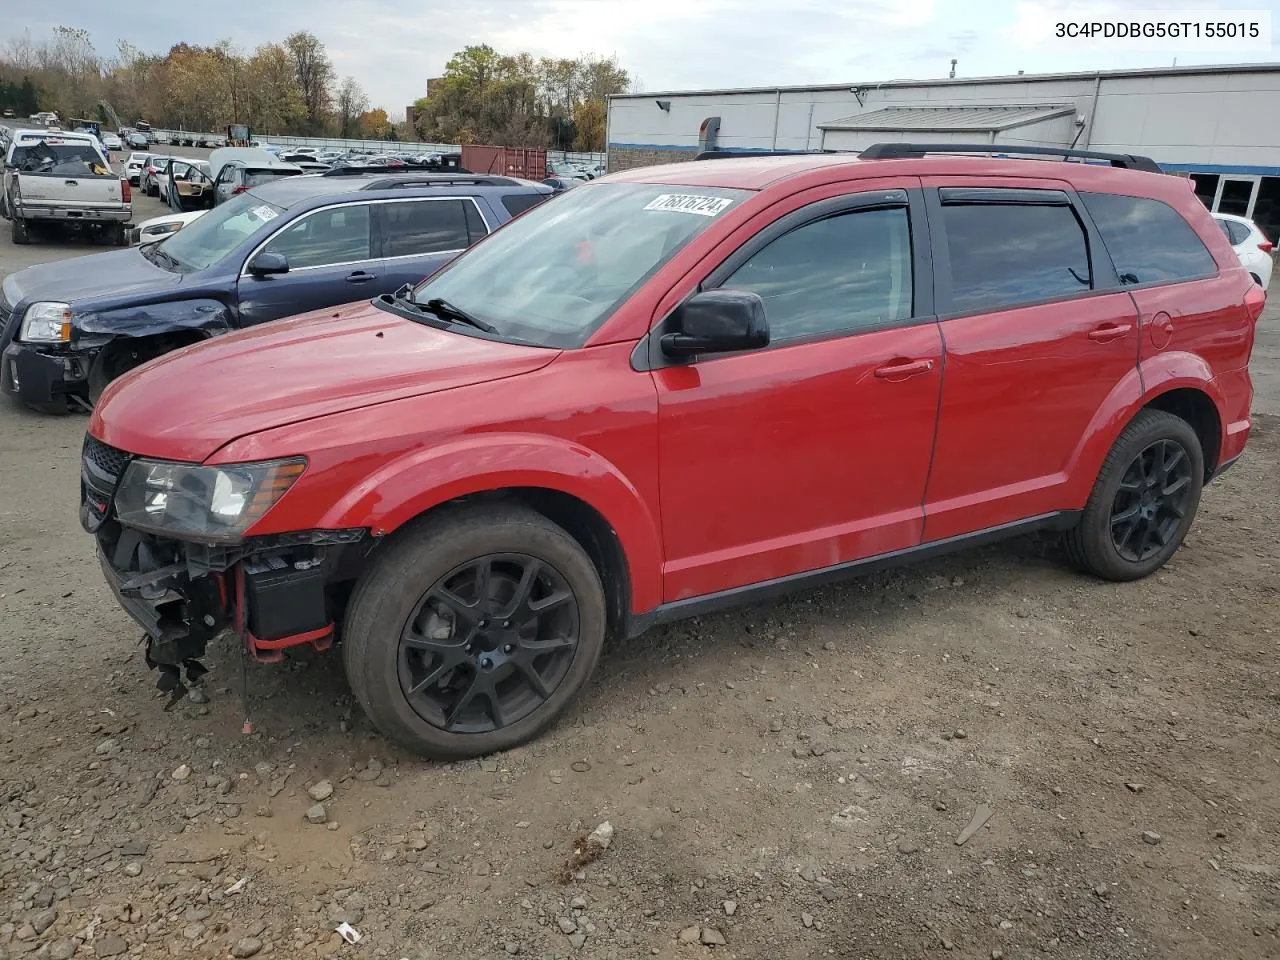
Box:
655, 322, 943, 601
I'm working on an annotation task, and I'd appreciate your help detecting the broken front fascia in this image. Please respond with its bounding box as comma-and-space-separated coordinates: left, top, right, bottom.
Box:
83, 437, 368, 698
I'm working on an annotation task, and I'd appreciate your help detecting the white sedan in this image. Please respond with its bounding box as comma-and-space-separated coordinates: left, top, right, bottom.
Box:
129, 209, 206, 245
1214, 213, 1274, 290
102, 132, 123, 151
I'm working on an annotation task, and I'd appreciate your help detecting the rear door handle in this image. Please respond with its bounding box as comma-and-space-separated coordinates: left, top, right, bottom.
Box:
1088, 323, 1132, 343
874, 358, 934, 380
346, 271, 376, 283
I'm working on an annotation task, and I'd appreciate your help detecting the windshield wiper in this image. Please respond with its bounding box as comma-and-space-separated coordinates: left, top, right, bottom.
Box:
142, 244, 180, 271
419, 297, 496, 334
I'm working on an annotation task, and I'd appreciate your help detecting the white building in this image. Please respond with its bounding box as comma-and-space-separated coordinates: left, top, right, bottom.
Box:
606, 63, 1280, 243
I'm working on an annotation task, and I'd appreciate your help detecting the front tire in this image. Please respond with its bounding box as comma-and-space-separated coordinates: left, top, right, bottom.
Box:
1065, 409, 1203, 581
343, 504, 606, 758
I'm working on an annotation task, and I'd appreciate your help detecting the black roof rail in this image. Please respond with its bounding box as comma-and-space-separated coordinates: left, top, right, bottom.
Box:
693, 149, 842, 161
360, 175, 517, 190
859, 142, 1163, 173
321, 164, 416, 177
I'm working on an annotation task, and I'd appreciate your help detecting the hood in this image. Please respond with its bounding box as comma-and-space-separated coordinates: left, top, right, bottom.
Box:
89, 299, 559, 462
5, 247, 182, 307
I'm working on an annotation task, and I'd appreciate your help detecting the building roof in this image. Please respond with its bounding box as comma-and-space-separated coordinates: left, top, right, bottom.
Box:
819, 103, 1075, 133
610, 60, 1280, 100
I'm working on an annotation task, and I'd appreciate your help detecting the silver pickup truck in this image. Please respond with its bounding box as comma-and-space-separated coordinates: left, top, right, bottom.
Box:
0, 129, 131, 245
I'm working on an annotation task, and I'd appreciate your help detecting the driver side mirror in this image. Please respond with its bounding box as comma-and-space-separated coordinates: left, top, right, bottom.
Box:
248, 251, 289, 276
660, 289, 769, 358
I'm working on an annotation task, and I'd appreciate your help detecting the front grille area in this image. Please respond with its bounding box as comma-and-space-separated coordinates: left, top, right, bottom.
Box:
83, 434, 131, 484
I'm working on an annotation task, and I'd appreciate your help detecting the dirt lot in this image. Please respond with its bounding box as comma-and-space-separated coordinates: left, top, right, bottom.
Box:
0, 187, 1277, 960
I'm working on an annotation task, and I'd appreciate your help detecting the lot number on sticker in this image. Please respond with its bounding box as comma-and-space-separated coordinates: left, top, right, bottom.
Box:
252, 204, 279, 222
644, 194, 733, 217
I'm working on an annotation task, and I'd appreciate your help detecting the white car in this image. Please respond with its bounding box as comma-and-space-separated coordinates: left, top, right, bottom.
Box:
1215, 213, 1274, 290
102, 132, 123, 151
123, 152, 151, 185
129, 209, 206, 245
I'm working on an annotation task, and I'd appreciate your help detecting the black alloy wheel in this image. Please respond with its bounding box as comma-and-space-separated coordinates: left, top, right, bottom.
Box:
1065, 408, 1203, 581
1108, 438, 1194, 562
399, 553, 579, 733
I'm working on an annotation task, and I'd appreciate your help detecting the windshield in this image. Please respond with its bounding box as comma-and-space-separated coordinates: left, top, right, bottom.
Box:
409, 182, 749, 347
152, 191, 284, 272
9, 141, 109, 175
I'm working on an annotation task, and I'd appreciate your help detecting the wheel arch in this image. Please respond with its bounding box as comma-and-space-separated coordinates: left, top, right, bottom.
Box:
308, 433, 665, 618
1141, 386, 1222, 478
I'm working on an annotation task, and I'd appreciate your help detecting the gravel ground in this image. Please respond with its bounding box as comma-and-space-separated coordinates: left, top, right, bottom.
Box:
0, 181, 1277, 960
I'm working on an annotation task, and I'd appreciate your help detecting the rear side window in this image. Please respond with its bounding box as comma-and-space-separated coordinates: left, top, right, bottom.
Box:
244, 169, 298, 188
941, 203, 1091, 313
502, 193, 551, 217
1080, 193, 1217, 284
1218, 218, 1250, 245
381, 199, 478, 257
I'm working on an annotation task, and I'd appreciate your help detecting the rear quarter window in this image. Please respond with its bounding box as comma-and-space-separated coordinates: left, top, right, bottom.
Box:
1080, 192, 1217, 285
502, 192, 551, 217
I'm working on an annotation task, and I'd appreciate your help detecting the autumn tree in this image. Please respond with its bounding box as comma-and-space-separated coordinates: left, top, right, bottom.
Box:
243, 43, 305, 132
284, 31, 333, 133
335, 76, 368, 137
359, 107, 390, 138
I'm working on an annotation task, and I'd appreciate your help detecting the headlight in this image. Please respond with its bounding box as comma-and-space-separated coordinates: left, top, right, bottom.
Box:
114, 457, 306, 542
20, 302, 72, 343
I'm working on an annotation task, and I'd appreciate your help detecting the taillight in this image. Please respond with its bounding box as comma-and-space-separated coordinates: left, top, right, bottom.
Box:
1244, 281, 1266, 321
121, 178, 131, 203
1259, 240, 1274, 253
232, 185, 247, 195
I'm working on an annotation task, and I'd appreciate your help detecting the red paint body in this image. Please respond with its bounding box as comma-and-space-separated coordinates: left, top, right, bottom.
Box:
89, 154, 1261, 619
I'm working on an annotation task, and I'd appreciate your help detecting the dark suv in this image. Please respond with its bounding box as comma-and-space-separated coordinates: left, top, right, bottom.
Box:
1, 171, 554, 410
82, 143, 1263, 759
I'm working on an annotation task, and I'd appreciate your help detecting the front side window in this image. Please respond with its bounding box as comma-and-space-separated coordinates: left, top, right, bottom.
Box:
381, 199, 475, 258
720, 207, 913, 341
154, 191, 285, 272
261, 204, 372, 269
1080, 192, 1217, 284
942, 202, 1091, 313
410, 183, 749, 348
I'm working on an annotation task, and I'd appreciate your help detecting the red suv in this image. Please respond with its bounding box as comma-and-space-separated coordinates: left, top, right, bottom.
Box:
82, 143, 1265, 758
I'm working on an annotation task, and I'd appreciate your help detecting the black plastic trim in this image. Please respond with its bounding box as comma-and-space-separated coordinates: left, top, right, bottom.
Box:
939, 187, 1070, 206
627, 510, 1080, 637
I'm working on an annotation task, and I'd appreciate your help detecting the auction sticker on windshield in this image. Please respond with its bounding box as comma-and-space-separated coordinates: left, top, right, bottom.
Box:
643, 194, 734, 217
252, 205, 279, 222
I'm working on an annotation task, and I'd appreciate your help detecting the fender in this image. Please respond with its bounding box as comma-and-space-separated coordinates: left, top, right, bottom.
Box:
76, 298, 234, 346
1062, 351, 1225, 505
315, 432, 665, 614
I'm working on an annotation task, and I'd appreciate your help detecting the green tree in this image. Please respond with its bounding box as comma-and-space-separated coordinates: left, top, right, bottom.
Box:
284, 31, 333, 133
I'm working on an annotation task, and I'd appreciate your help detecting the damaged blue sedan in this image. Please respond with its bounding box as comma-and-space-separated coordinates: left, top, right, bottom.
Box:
0, 169, 553, 412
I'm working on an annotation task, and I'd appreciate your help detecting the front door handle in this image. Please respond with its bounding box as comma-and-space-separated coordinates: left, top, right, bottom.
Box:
1088, 323, 1132, 343
346, 271, 376, 283
874, 358, 934, 381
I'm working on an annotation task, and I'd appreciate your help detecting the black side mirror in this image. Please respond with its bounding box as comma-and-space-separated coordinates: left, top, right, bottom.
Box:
247, 252, 289, 276
661, 289, 769, 358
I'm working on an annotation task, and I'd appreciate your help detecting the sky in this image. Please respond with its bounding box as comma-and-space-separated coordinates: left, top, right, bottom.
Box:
5, 0, 1279, 113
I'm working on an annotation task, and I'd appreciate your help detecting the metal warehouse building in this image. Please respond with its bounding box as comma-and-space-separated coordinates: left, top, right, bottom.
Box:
606, 63, 1280, 243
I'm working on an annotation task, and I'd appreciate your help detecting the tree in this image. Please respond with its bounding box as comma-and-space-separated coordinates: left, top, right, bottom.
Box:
359, 106, 390, 138
284, 31, 333, 133
243, 43, 305, 132
573, 99, 606, 151
335, 76, 368, 137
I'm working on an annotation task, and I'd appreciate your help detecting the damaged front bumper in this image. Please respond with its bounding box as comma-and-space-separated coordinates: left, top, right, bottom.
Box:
81, 434, 367, 694
1, 340, 92, 409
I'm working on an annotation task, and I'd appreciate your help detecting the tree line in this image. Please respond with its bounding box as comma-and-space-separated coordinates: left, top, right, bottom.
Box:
0, 27, 632, 150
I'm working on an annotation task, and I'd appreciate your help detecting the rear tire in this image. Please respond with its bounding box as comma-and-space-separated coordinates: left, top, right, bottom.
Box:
1065, 409, 1203, 581
343, 504, 606, 759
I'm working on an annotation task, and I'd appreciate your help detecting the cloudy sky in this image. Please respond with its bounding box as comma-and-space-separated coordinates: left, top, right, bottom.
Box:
6, 0, 1278, 111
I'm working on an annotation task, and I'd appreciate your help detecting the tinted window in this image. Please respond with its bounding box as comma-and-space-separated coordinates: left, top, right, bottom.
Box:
1081, 192, 1217, 284
1219, 218, 1250, 245
381, 199, 471, 257
262, 204, 372, 269
464, 201, 488, 242
502, 193, 550, 217
942, 203, 1090, 313
721, 207, 913, 340
244, 169, 299, 188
